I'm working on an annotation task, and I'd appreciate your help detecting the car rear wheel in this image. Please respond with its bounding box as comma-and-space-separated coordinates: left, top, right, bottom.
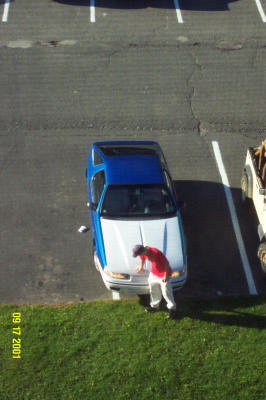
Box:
258, 242, 266, 273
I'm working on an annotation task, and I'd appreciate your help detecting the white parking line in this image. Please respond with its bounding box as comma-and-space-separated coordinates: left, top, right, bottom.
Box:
212, 141, 258, 296
173, 0, 183, 23
254, 0, 266, 22
2, 0, 10, 22
90, 0, 95, 23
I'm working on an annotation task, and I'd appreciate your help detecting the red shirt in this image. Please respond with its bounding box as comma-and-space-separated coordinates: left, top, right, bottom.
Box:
139, 246, 172, 278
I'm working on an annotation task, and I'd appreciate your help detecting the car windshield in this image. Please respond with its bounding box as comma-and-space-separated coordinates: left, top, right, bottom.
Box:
100, 184, 176, 218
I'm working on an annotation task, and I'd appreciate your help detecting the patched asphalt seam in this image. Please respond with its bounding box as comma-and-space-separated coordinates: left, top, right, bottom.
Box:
1, 39, 78, 49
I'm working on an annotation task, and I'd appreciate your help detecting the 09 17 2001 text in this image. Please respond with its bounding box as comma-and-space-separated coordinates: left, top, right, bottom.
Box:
12, 312, 21, 359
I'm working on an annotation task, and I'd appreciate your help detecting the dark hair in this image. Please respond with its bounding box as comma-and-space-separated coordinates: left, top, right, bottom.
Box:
132, 244, 145, 258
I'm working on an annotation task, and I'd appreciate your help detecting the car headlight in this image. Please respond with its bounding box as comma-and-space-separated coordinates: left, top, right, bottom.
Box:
171, 269, 186, 278
105, 271, 130, 280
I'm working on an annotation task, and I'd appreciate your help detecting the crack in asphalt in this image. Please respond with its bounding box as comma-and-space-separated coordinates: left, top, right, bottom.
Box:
187, 50, 204, 136
1, 39, 265, 136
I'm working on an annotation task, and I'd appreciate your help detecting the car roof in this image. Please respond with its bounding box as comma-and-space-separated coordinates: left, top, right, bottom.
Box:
93, 141, 164, 184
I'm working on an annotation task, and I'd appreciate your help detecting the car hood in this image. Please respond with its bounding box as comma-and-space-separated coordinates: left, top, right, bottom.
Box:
100, 216, 185, 274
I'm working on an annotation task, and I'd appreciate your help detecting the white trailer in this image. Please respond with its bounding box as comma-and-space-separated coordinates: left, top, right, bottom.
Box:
241, 140, 266, 273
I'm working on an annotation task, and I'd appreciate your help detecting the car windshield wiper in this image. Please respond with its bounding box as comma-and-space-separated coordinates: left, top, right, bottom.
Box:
101, 214, 128, 218
101, 213, 175, 219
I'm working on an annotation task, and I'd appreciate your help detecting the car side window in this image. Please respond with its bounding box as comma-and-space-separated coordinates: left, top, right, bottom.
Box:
163, 170, 176, 199
93, 149, 103, 166
91, 170, 106, 206
157, 148, 167, 168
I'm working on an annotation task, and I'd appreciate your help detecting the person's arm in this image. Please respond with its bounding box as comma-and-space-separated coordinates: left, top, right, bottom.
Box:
135, 258, 145, 273
163, 261, 171, 282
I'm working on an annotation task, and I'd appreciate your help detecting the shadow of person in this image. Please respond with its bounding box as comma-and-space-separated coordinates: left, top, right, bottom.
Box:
176, 296, 266, 329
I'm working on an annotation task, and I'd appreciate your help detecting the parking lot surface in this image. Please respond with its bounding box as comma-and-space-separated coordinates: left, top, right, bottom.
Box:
0, 0, 265, 303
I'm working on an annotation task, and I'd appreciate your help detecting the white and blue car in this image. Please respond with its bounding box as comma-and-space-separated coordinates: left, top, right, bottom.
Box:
86, 141, 187, 294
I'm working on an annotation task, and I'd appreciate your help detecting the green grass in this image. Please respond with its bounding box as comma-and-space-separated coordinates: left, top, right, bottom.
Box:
0, 296, 266, 400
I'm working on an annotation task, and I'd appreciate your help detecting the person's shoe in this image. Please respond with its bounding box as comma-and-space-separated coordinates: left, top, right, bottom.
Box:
167, 309, 176, 319
145, 306, 160, 313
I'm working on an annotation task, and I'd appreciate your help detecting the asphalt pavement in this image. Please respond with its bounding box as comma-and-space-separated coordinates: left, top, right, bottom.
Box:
0, 0, 265, 303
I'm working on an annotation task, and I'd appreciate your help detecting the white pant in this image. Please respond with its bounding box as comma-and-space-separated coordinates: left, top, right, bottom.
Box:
148, 273, 176, 310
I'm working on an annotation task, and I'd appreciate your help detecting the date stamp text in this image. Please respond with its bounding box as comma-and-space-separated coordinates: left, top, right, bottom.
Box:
12, 312, 21, 359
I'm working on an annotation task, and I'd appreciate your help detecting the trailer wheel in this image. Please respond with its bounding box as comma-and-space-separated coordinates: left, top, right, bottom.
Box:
258, 242, 266, 273
241, 173, 252, 208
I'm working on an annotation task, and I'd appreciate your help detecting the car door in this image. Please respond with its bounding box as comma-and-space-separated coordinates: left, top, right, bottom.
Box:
86, 146, 104, 233
89, 169, 106, 242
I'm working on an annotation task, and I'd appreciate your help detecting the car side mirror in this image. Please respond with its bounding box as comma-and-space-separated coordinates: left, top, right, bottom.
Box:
87, 202, 97, 211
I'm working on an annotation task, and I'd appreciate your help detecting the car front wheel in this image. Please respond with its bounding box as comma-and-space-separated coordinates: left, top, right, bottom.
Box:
92, 242, 101, 272
258, 242, 266, 273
